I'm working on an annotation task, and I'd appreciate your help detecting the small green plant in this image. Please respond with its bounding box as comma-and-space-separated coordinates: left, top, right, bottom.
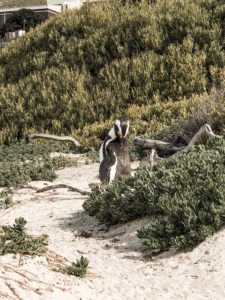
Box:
63, 256, 89, 278
0, 217, 48, 255
0, 191, 13, 209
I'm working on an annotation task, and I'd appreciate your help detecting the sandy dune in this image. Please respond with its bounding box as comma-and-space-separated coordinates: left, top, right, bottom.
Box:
0, 160, 225, 300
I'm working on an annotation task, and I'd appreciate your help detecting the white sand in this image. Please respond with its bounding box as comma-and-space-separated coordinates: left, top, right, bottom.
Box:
0, 160, 225, 300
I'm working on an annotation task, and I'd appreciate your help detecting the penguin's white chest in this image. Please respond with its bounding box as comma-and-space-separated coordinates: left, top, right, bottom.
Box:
109, 154, 117, 183
99, 144, 104, 163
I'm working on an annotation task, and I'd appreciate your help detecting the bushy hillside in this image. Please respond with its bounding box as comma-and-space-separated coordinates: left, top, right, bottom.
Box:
1, 0, 46, 8
0, 0, 225, 145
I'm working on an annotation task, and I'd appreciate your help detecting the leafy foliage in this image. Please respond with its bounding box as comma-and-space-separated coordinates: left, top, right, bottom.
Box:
0, 141, 77, 187
0, 217, 48, 255
62, 256, 89, 278
0, 1, 225, 144
0, 191, 13, 209
83, 138, 225, 255
73, 93, 207, 150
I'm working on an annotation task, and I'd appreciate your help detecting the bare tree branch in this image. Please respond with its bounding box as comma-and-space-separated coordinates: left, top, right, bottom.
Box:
36, 184, 90, 195
30, 134, 81, 147
29, 134, 95, 152
136, 124, 222, 167
133, 137, 185, 152
8, 183, 90, 195
187, 124, 222, 148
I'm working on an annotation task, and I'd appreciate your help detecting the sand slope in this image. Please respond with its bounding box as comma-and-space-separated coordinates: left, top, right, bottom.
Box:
0, 161, 225, 300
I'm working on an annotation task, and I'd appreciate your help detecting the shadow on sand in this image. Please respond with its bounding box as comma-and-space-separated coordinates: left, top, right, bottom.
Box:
57, 209, 152, 259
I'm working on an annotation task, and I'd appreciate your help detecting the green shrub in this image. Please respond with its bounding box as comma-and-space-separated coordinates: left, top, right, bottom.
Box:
0, 141, 77, 187
0, 1, 225, 144
62, 256, 89, 278
0, 217, 48, 255
83, 137, 225, 255
0, 192, 13, 209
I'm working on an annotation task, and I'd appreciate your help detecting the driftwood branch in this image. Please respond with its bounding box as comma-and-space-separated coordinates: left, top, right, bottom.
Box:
135, 124, 222, 167
9, 183, 90, 196
133, 137, 185, 152
36, 184, 90, 195
29, 134, 95, 152
187, 124, 221, 148
30, 134, 81, 147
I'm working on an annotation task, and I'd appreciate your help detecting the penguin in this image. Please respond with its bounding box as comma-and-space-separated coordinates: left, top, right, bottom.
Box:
99, 116, 130, 163
99, 148, 117, 183
99, 116, 131, 183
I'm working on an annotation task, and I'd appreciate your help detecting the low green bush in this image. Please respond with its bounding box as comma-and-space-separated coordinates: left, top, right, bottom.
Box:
0, 141, 77, 187
0, 192, 13, 209
62, 256, 89, 278
83, 137, 225, 255
0, 217, 48, 255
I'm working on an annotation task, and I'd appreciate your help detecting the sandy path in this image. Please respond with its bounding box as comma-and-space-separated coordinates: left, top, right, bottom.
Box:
0, 162, 225, 300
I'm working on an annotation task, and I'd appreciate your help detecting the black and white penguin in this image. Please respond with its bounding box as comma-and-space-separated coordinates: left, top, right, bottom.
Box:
99, 116, 131, 183
99, 116, 130, 163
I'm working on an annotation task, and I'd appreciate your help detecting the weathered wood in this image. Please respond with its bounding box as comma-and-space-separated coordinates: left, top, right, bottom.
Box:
29, 133, 95, 152
187, 124, 221, 148
149, 149, 157, 168
30, 133, 81, 147
134, 124, 221, 152
36, 184, 90, 195
133, 137, 185, 152
136, 124, 221, 167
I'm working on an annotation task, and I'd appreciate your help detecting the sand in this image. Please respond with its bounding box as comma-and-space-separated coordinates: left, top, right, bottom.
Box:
0, 159, 225, 300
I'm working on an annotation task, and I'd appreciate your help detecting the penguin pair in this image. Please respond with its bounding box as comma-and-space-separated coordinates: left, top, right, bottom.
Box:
99, 116, 131, 183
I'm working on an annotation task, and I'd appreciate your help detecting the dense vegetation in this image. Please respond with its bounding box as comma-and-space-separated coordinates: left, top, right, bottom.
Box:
84, 137, 225, 255
0, 141, 77, 187
0, 0, 225, 146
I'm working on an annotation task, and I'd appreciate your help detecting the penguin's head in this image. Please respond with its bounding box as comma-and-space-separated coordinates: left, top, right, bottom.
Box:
114, 116, 129, 141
